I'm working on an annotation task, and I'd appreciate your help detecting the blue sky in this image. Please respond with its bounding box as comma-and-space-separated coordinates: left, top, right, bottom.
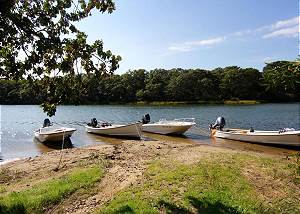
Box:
77, 0, 299, 74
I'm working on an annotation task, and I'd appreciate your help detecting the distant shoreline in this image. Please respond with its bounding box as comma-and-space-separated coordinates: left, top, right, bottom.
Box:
2, 100, 300, 106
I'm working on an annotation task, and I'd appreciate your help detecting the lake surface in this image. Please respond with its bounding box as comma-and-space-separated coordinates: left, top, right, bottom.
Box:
1, 103, 299, 162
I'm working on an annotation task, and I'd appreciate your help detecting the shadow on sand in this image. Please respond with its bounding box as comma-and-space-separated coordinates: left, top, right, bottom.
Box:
33, 137, 74, 150
109, 196, 243, 214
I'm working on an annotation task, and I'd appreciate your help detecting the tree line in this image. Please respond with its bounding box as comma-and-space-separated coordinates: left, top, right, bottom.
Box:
0, 60, 299, 105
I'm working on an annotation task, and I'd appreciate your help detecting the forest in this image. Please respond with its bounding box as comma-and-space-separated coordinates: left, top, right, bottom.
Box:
1, 60, 299, 105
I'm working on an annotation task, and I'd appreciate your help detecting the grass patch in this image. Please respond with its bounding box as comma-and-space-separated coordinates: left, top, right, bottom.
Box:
0, 186, 6, 194
224, 100, 260, 105
135, 101, 223, 106
99, 154, 299, 214
135, 100, 261, 106
0, 166, 103, 214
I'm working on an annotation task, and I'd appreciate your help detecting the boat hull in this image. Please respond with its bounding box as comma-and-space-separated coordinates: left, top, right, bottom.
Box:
34, 127, 76, 143
85, 122, 142, 138
214, 129, 300, 146
142, 122, 195, 135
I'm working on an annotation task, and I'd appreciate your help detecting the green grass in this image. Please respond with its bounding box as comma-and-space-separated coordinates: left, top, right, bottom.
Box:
224, 100, 260, 105
135, 100, 261, 106
98, 154, 299, 214
0, 166, 103, 214
135, 101, 223, 106
0, 186, 6, 194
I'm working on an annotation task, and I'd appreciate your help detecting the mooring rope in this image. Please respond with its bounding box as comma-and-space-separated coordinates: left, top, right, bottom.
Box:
135, 122, 143, 140
190, 126, 212, 137
54, 128, 65, 171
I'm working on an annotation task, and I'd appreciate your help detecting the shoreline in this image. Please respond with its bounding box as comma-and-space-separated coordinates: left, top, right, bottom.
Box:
1, 136, 298, 167
1, 139, 299, 213
2, 100, 300, 106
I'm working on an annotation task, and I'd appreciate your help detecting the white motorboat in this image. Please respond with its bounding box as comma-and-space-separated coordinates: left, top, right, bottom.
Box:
209, 116, 300, 146
211, 128, 300, 146
85, 119, 142, 138
142, 116, 196, 135
34, 126, 76, 142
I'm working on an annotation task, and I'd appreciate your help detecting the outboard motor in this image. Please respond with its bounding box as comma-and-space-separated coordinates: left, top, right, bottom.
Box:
142, 114, 151, 124
210, 116, 226, 130
43, 118, 52, 127
87, 118, 98, 127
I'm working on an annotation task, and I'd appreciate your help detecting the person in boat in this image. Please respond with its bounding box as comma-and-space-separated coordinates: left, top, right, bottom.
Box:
210, 116, 226, 131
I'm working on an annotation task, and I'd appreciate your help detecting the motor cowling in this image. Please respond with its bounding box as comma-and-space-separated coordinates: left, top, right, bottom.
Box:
43, 118, 51, 127
210, 116, 226, 130
87, 118, 98, 127
142, 114, 150, 124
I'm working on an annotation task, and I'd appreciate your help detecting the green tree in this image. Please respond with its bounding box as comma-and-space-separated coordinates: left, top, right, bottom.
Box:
218, 66, 262, 100
143, 69, 172, 101
0, 0, 121, 116
263, 60, 300, 100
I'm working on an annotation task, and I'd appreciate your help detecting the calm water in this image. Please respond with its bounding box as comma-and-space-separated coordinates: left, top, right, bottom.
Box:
0, 103, 299, 162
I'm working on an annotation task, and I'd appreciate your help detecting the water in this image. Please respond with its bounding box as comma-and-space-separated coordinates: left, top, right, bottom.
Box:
0, 103, 299, 161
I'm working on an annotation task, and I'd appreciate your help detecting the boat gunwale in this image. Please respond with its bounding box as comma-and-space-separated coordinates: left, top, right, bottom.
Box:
218, 129, 300, 137
35, 128, 77, 136
85, 122, 142, 131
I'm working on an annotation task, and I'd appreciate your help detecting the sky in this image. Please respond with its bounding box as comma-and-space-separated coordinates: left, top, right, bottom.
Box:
77, 0, 299, 74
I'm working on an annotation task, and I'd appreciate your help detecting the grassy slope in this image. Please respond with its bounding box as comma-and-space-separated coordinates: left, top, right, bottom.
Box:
0, 166, 103, 214
99, 153, 300, 214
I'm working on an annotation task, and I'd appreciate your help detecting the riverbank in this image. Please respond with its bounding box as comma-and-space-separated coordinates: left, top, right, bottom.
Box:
135, 100, 262, 105
0, 139, 299, 213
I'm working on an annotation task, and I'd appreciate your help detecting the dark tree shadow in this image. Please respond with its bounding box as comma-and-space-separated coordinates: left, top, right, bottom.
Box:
110, 205, 135, 214
158, 197, 242, 214
0, 203, 26, 214
158, 200, 191, 214
35, 137, 74, 150
187, 196, 241, 214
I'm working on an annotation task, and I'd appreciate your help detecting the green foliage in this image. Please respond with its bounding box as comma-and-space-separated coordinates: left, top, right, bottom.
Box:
0, 166, 103, 214
41, 102, 57, 117
0, 0, 121, 115
263, 61, 300, 100
0, 61, 299, 106
215, 66, 263, 99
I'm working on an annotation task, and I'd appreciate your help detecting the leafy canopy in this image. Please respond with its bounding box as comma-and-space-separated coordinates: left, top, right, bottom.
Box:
0, 0, 121, 116
263, 60, 300, 100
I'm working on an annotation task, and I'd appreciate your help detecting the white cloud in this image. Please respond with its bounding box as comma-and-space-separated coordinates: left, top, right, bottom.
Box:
168, 45, 192, 52
185, 37, 225, 46
263, 25, 299, 38
167, 37, 225, 53
164, 16, 299, 55
230, 29, 252, 37
231, 16, 299, 39
270, 16, 299, 30
261, 16, 299, 39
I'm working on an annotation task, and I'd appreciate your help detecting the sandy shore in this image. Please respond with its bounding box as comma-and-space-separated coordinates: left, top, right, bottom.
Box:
0, 139, 299, 213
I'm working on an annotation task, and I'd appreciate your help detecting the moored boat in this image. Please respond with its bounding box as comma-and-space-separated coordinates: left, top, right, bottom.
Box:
212, 128, 300, 146
85, 118, 142, 138
142, 114, 196, 135
209, 116, 300, 146
34, 119, 76, 142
